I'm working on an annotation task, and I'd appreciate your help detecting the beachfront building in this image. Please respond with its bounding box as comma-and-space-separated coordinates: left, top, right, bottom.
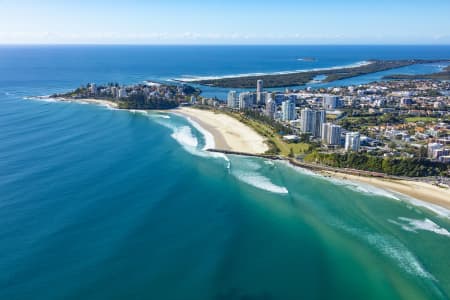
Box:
118, 88, 127, 99
227, 90, 239, 109
265, 96, 277, 118
90, 83, 97, 95
301, 108, 326, 137
322, 123, 342, 145
256, 80, 264, 104
314, 110, 326, 137
345, 132, 361, 152
239, 92, 254, 110
111, 86, 118, 98
281, 99, 296, 121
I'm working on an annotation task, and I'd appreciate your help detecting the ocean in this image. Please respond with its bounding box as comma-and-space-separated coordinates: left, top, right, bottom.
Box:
0, 45, 449, 300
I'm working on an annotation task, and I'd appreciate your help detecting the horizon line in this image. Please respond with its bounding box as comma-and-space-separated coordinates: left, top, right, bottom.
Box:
1, 43, 450, 47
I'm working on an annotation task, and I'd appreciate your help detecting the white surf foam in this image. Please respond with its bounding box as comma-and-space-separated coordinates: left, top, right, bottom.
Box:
175, 61, 372, 82
171, 113, 231, 167
366, 233, 434, 280
230, 158, 288, 194
333, 220, 435, 280
129, 109, 148, 115
321, 174, 450, 219
151, 114, 171, 119
264, 160, 275, 166
279, 159, 400, 200
279, 160, 450, 219
389, 217, 450, 237
151, 113, 230, 169
396, 196, 450, 219
171, 126, 199, 149
26, 96, 58, 103
184, 116, 215, 151
233, 170, 289, 194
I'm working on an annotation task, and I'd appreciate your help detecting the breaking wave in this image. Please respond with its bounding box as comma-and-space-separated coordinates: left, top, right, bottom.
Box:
230, 158, 288, 194
332, 220, 435, 280
171, 126, 199, 149
389, 217, 450, 237
233, 170, 289, 194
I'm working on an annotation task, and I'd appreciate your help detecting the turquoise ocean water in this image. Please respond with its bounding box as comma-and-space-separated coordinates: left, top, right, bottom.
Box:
0, 46, 449, 299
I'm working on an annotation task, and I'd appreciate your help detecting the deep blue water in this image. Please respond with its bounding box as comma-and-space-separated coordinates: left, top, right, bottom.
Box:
1, 45, 449, 98
1, 46, 450, 300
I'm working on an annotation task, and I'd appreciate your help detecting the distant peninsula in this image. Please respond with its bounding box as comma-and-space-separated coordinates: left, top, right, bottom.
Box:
50, 82, 201, 110
384, 65, 450, 81
185, 59, 450, 88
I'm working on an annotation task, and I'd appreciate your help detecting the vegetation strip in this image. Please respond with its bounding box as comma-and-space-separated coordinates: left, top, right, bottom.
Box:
186, 59, 450, 88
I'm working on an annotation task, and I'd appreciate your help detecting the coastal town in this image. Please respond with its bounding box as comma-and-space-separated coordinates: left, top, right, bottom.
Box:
51, 81, 200, 110
53, 73, 450, 180
191, 78, 450, 179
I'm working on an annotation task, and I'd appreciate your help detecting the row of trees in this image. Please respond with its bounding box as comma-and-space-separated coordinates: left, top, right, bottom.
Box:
242, 109, 293, 135
118, 93, 179, 110
304, 152, 448, 177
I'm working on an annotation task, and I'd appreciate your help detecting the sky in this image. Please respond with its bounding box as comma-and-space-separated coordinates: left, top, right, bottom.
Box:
1, 0, 450, 44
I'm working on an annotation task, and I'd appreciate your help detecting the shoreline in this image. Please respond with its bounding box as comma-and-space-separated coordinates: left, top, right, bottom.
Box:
184, 59, 450, 88
320, 170, 450, 212
32, 97, 450, 213
175, 108, 450, 213
175, 60, 373, 82
207, 149, 450, 213
172, 107, 269, 155
55, 97, 119, 109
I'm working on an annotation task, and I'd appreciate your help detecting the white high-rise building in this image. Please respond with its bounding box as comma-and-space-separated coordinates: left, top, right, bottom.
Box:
323, 96, 340, 109
239, 92, 253, 110
118, 88, 127, 99
322, 123, 342, 145
256, 80, 264, 104
301, 108, 326, 137
314, 110, 326, 137
90, 83, 97, 95
111, 86, 118, 98
265, 96, 276, 118
281, 99, 296, 121
301, 108, 315, 134
428, 143, 444, 159
345, 132, 361, 152
227, 91, 238, 108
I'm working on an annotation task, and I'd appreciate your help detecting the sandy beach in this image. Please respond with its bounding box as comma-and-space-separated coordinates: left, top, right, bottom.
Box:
323, 171, 450, 210
41, 99, 450, 211
173, 107, 268, 154
174, 107, 450, 211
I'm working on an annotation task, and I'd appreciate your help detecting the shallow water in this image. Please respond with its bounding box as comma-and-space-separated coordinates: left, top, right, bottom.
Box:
0, 45, 449, 300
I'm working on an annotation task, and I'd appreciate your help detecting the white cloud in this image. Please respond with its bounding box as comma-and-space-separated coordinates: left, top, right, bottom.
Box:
0, 31, 449, 44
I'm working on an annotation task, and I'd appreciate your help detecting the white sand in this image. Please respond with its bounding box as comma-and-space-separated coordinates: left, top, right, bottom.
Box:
324, 171, 450, 210
174, 107, 268, 154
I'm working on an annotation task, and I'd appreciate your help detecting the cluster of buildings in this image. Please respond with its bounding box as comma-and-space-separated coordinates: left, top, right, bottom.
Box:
223, 78, 450, 159
428, 141, 450, 163
226, 80, 362, 152
74, 82, 195, 102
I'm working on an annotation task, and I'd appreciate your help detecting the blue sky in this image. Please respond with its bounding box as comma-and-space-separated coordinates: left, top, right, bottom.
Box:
1, 0, 450, 44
